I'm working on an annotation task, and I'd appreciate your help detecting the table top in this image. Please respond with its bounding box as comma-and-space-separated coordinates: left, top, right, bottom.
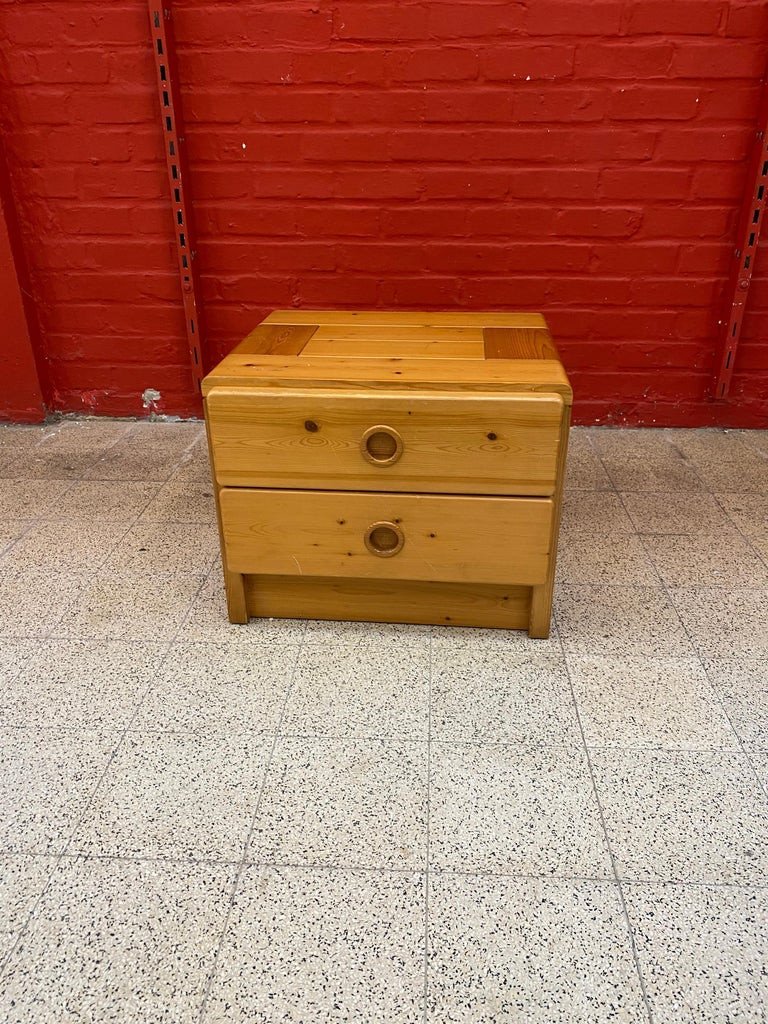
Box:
202, 310, 572, 403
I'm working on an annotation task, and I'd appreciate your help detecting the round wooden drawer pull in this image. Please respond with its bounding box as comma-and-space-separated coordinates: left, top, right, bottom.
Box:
360, 425, 403, 466
364, 521, 405, 557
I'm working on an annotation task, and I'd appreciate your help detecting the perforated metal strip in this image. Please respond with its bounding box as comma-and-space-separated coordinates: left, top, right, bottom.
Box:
148, 2, 204, 390
713, 92, 768, 401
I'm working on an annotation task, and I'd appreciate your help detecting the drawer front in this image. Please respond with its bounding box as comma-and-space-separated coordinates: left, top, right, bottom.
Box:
220, 488, 553, 586
207, 387, 563, 496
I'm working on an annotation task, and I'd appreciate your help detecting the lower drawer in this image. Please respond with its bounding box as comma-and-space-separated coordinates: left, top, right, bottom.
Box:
219, 488, 553, 586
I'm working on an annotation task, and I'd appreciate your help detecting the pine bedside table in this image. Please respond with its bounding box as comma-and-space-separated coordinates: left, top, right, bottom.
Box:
203, 310, 572, 638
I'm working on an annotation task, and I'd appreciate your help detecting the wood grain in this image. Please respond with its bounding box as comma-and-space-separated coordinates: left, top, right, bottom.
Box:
483, 327, 560, 361
244, 574, 530, 629
263, 309, 549, 328
239, 324, 317, 356
207, 386, 563, 495
202, 356, 572, 403
220, 487, 553, 586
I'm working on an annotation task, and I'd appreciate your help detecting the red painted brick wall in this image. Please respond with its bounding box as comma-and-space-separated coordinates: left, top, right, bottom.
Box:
1, 0, 767, 425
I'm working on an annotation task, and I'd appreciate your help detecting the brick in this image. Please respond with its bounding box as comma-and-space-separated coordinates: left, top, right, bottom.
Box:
555, 208, 643, 238
467, 206, 557, 236
292, 51, 388, 85
301, 131, 390, 163
725, 2, 768, 37
609, 86, 700, 120
383, 207, 469, 237
388, 48, 479, 82
526, 1, 623, 34
574, 42, 673, 78
589, 244, 681, 272
625, 1, 725, 35
677, 242, 731, 272
379, 277, 464, 306
515, 88, 606, 122
638, 206, 733, 238
333, 4, 430, 41
599, 168, 691, 199
420, 170, 510, 200
655, 128, 752, 161
692, 165, 748, 199
427, 4, 527, 39
670, 41, 767, 78
480, 45, 575, 81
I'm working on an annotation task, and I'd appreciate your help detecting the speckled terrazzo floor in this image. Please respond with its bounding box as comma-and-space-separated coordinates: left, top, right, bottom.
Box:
0, 419, 767, 1023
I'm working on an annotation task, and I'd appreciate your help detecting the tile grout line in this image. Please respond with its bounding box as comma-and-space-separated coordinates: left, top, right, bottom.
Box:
553, 604, 657, 1024
422, 632, 433, 1024
195, 630, 307, 1023
0, 563, 212, 980
619, 488, 768, 807
6, 847, 768, 889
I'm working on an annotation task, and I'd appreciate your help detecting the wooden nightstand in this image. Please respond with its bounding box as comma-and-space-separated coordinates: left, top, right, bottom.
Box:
203, 310, 572, 638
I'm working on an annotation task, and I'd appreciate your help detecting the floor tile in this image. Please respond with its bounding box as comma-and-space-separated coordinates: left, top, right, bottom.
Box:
249, 737, 428, 869
178, 573, 306, 644
601, 454, 704, 492
690, 456, 768, 493
302, 619, 431, 645
83, 438, 195, 482
0, 567, 85, 638
132, 641, 297, 735
747, 530, 768, 568
137, 474, 216, 524
54, 571, 205, 641
624, 882, 768, 1024
0, 424, 50, 450
0, 854, 57, 962
560, 491, 635, 538
105, 522, 219, 575
427, 873, 648, 1024
621, 491, 732, 534
556, 585, 694, 658
739, 429, 768, 456
748, 751, 768, 792
42, 480, 160, 521
663, 427, 755, 462
715, 491, 768, 535
0, 520, 129, 572
430, 622, 561, 652
204, 866, 425, 1024
557, 533, 659, 585
282, 643, 429, 740
568, 655, 737, 751
0, 857, 235, 1024
669, 587, 768, 660
0, 479, 74, 518
0, 520, 33, 555
643, 532, 768, 588
431, 648, 580, 745
429, 742, 611, 877
703, 655, 768, 749
0, 728, 118, 854
591, 749, 768, 883
0, 640, 38, 684
0, 640, 166, 731
70, 732, 270, 861
589, 427, 673, 458
563, 433, 613, 491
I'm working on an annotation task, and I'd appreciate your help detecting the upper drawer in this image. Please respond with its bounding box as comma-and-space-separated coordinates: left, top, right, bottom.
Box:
206, 387, 563, 496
